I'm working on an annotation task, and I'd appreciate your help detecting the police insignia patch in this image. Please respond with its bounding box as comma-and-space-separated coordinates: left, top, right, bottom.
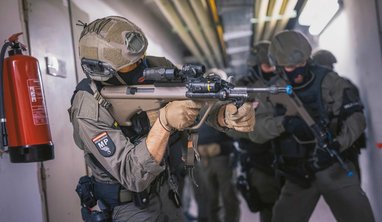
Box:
92, 132, 116, 157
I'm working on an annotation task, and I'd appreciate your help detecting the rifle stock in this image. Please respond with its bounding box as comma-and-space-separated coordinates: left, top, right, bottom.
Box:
100, 84, 214, 127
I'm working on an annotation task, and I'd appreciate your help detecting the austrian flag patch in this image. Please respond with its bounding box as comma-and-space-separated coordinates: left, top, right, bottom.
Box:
92, 132, 116, 157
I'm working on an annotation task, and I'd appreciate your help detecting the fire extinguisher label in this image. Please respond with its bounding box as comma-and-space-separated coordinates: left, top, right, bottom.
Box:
27, 79, 48, 125
92, 132, 116, 157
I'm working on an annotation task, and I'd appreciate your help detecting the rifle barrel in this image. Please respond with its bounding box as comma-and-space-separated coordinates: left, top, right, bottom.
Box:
235, 85, 293, 95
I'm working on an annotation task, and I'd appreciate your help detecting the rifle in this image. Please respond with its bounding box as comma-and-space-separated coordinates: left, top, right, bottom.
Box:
100, 64, 291, 179
100, 64, 292, 128
268, 80, 353, 176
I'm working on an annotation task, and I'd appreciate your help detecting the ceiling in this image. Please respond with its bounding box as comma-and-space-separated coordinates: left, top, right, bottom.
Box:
142, 0, 308, 77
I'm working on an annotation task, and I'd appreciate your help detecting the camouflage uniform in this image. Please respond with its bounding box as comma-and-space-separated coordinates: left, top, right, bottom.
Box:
193, 124, 240, 222
234, 41, 281, 222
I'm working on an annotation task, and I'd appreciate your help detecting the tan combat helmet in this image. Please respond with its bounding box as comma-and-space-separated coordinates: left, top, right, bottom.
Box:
79, 16, 148, 81
312, 49, 337, 69
247, 40, 271, 66
269, 30, 312, 66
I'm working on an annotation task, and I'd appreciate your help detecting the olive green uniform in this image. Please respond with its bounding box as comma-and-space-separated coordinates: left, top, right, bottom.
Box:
193, 124, 240, 222
233, 68, 282, 222
69, 56, 184, 222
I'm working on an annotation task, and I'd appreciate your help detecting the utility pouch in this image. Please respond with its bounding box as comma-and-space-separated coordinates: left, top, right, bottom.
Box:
76, 176, 112, 222
81, 207, 110, 222
76, 176, 97, 208
133, 190, 150, 209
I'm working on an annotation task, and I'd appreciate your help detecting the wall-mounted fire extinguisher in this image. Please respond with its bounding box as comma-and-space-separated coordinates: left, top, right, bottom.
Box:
0, 33, 54, 163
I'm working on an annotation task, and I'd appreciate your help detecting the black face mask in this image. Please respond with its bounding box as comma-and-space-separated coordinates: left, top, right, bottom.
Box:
118, 62, 145, 85
255, 66, 276, 81
114, 58, 153, 85
261, 70, 276, 81
284, 65, 308, 86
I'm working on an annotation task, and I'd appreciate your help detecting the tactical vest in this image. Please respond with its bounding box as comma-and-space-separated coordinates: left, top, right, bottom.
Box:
293, 66, 329, 124
277, 66, 329, 160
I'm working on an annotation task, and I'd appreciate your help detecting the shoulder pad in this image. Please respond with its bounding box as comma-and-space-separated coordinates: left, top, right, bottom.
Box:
72, 91, 99, 121
70, 78, 93, 105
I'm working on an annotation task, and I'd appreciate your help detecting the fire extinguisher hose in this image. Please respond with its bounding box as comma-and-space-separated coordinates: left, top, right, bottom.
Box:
0, 41, 12, 152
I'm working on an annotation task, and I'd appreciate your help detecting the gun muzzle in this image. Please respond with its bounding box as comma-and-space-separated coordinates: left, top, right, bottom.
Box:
244, 85, 293, 95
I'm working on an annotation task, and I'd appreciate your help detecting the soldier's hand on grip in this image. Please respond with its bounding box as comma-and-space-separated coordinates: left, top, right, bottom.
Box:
159, 100, 203, 131
218, 102, 256, 132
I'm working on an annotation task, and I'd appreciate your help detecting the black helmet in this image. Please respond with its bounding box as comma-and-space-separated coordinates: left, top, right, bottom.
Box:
269, 30, 312, 66
247, 41, 271, 66
312, 49, 337, 69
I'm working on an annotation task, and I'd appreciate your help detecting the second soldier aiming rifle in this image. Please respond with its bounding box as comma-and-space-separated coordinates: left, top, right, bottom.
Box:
269, 80, 353, 176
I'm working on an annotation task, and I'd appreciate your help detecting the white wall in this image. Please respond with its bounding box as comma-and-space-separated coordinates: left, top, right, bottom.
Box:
1, 1, 185, 222
318, 0, 382, 221
0, 1, 45, 222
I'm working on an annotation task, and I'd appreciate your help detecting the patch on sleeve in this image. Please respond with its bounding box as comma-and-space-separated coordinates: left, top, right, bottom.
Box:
92, 132, 116, 157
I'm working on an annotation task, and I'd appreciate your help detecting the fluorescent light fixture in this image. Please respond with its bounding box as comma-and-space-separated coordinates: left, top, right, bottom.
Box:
250, 11, 297, 23
298, 0, 340, 35
230, 59, 245, 66
223, 30, 253, 41
226, 46, 250, 54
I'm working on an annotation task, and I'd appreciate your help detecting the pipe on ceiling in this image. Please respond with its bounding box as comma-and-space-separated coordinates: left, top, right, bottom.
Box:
189, 0, 224, 68
155, 0, 207, 65
207, 0, 227, 66
273, 0, 298, 35
172, 0, 217, 68
262, 0, 284, 40
254, 0, 269, 43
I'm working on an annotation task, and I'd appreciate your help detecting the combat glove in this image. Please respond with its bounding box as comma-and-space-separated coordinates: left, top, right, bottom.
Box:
314, 140, 341, 170
218, 102, 256, 132
159, 100, 203, 131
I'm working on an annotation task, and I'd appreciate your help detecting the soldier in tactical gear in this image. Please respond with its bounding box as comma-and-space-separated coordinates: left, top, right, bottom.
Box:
69, 16, 256, 222
312, 49, 337, 70
250, 30, 374, 222
233, 41, 282, 222
192, 123, 240, 222
312, 49, 366, 181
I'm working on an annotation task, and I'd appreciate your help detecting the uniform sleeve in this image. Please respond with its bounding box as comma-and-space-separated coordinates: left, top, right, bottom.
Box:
71, 91, 165, 192
247, 94, 285, 144
322, 72, 366, 152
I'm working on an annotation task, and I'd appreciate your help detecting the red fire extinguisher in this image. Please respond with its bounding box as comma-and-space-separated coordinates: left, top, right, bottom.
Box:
1, 33, 54, 163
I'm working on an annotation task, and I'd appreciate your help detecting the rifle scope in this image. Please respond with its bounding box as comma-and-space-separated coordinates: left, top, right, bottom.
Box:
143, 64, 205, 82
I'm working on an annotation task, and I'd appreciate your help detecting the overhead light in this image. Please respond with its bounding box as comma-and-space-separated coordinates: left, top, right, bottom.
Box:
250, 11, 297, 24
226, 46, 250, 54
224, 30, 253, 41
298, 0, 341, 35
230, 59, 245, 66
